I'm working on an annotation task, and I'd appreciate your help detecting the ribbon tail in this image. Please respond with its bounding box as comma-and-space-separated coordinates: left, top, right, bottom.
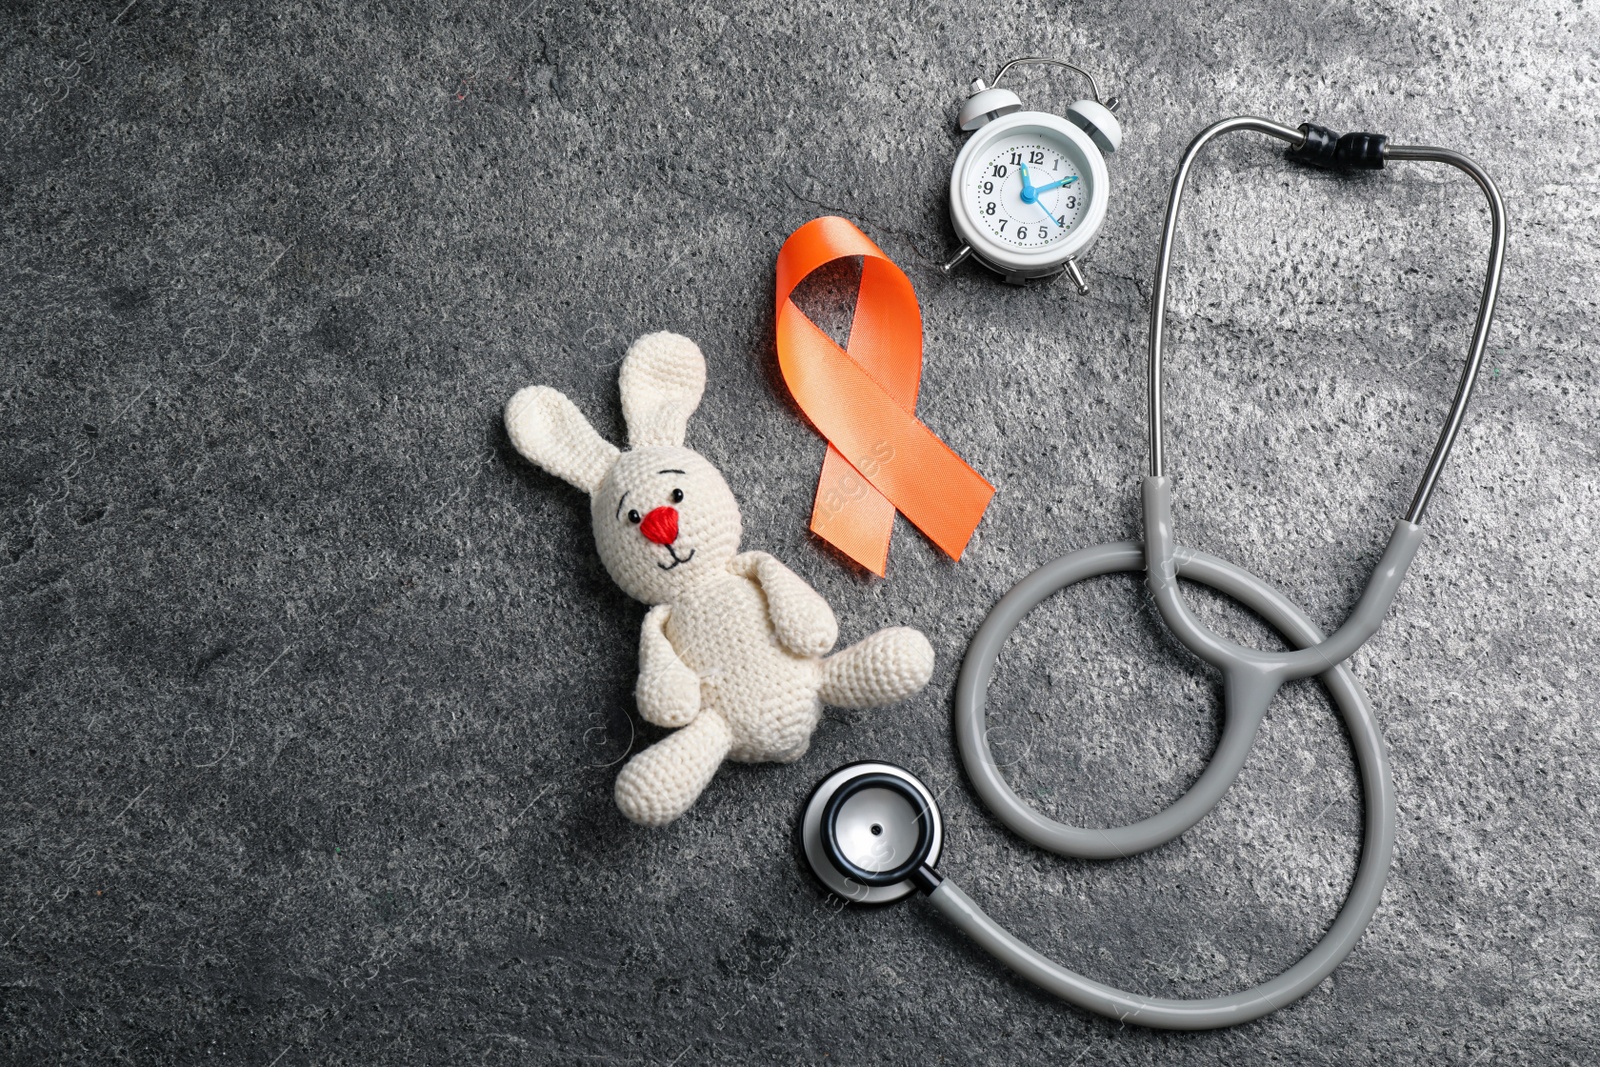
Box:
811, 444, 894, 576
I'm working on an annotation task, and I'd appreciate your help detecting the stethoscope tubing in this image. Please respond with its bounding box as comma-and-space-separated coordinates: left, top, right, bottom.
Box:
949, 540, 1395, 1029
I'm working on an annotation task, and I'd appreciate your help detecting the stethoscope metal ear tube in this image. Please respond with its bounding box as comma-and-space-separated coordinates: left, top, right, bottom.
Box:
803, 115, 1506, 1030
1146, 118, 1508, 520
1143, 115, 1506, 723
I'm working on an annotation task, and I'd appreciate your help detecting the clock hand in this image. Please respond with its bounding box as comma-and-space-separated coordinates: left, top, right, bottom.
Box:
1018, 162, 1037, 200
1034, 175, 1079, 195
1019, 162, 1062, 227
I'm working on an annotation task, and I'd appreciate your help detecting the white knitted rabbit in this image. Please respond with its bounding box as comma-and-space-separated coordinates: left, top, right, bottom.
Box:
505, 332, 935, 826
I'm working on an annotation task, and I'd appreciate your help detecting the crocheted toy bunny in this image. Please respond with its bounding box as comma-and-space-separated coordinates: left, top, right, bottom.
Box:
506, 332, 935, 826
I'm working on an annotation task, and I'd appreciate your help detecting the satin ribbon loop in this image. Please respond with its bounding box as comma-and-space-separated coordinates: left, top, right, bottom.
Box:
775, 216, 995, 576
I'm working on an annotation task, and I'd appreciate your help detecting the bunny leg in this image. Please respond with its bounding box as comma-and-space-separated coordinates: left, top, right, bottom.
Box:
819, 627, 935, 709
613, 711, 732, 826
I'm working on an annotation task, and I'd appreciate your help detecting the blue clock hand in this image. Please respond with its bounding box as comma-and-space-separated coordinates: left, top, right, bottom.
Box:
1019, 162, 1061, 227
1018, 162, 1037, 199
1034, 175, 1079, 195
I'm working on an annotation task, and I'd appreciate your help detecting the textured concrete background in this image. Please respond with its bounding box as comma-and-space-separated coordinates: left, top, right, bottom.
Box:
2, 0, 1597, 1063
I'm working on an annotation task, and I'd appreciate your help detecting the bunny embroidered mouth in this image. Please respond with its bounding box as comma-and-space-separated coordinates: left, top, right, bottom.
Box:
657, 545, 696, 571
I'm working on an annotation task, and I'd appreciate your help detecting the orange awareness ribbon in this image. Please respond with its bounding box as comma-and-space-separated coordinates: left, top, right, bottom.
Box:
775, 216, 995, 576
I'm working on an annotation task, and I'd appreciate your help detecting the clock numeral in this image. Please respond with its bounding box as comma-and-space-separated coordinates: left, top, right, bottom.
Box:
992, 164, 1007, 177
1064, 195, 1077, 209
1028, 150, 1044, 164
1009, 151, 1021, 165
985, 202, 997, 216
981, 181, 993, 194
997, 220, 1007, 232
1017, 226, 1028, 240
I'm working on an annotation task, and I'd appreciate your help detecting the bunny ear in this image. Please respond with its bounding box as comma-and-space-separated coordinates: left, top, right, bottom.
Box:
618, 332, 706, 448
505, 386, 619, 494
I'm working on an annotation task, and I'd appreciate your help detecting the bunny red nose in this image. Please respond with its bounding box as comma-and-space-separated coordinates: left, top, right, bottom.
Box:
639, 506, 679, 545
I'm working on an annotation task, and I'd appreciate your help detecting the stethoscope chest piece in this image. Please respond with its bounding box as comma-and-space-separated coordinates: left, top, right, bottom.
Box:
801, 762, 943, 904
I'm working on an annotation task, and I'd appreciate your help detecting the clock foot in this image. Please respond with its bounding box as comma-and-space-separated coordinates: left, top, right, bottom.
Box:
939, 245, 972, 276
1064, 258, 1089, 296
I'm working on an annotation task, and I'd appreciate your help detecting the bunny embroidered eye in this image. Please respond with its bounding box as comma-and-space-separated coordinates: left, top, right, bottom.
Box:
627, 509, 642, 524
671, 488, 684, 503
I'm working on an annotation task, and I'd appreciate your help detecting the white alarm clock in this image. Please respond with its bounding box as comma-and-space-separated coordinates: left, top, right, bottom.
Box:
941, 57, 1122, 293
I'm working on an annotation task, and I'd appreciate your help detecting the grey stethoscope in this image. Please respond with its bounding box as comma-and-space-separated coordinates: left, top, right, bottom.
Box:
801, 116, 1506, 1030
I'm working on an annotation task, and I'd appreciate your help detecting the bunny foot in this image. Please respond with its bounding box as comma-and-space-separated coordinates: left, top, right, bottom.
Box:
614, 711, 732, 826
819, 627, 934, 709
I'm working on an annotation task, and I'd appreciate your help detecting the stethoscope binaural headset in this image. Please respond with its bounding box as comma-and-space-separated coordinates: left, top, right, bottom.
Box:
801, 116, 1506, 1030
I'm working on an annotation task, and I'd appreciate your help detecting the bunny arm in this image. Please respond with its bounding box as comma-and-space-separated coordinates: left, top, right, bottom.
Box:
729, 551, 839, 658
635, 605, 702, 727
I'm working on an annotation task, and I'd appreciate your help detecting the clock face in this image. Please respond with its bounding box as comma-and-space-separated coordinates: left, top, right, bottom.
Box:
967, 131, 1088, 251
948, 111, 1110, 278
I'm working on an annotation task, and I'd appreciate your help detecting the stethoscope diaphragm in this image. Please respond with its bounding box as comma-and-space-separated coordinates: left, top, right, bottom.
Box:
800, 762, 942, 904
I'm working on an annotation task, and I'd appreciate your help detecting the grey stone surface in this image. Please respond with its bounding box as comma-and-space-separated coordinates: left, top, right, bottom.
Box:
2, 0, 1597, 1063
